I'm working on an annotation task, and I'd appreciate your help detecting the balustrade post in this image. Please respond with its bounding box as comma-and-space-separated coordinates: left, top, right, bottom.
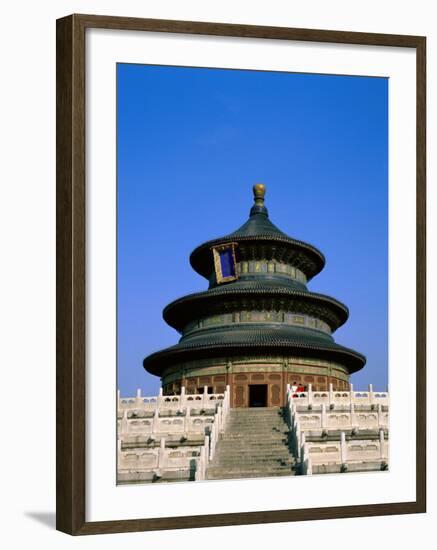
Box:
286, 402, 291, 425
158, 437, 166, 469
321, 403, 327, 429
379, 429, 385, 460
369, 383, 374, 406
306, 457, 313, 476
185, 406, 191, 434
196, 446, 203, 481
157, 387, 163, 407
349, 383, 354, 406
377, 403, 383, 427
203, 385, 208, 407
117, 389, 121, 411
209, 424, 216, 460
152, 407, 159, 434
215, 408, 220, 432
121, 409, 129, 435
214, 418, 218, 445
204, 435, 210, 464
180, 385, 186, 408
340, 431, 347, 466
329, 383, 334, 407
201, 445, 206, 480
136, 387, 142, 406
289, 404, 296, 427
308, 384, 313, 407
350, 403, 357, 430
295, 421, 301, 459
300, 431, 306, 458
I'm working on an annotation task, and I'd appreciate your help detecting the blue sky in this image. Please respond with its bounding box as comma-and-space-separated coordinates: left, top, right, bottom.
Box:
117, 63, 388, 397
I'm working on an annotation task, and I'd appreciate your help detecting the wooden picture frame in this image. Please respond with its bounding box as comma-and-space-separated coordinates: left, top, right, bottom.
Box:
56, 13, 426, 535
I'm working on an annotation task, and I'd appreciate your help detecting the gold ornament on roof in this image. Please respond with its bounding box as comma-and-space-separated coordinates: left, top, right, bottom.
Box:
253, 183, 266, 206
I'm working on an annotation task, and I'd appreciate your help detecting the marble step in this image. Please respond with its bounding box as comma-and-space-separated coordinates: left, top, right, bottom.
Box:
218, 442, 290, 450
215, 458, 294, 466
222, 432, 287, 436
222, 438, 288, 443
216, 449, 293, 457
206, 468, 294, 480
226, 424, 287, 429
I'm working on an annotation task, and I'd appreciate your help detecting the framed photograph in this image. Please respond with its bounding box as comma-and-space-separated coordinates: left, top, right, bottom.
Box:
56, 14, 426, 535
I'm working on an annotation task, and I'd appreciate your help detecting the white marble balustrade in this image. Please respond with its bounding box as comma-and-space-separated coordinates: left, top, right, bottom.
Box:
118, 436, 210, 476
287, 383, 388, 408
117, 386, 230, 481
118, 386, 227, 413
302, 434, 388, 475
118, 409, 216, 437
295, 405, 389, 431
285, 383, 390, 475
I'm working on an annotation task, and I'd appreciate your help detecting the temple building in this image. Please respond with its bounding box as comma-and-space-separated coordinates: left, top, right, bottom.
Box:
118, 185, 388, 483
143, 184, 366, 408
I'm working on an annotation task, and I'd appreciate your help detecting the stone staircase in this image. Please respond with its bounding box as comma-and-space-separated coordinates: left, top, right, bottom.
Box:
206, 407, 296, 480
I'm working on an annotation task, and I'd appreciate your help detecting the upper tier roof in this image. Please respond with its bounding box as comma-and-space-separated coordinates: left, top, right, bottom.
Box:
190, 184, 325, 281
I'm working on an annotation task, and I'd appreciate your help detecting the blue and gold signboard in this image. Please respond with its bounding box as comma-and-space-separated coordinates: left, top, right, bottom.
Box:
212, 243, 238, 284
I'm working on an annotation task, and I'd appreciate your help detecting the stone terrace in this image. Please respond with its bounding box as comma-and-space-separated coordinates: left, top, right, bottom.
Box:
117, 383, 389, 483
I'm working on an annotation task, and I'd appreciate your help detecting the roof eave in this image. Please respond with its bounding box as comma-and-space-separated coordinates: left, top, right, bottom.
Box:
143, 342, 366, 377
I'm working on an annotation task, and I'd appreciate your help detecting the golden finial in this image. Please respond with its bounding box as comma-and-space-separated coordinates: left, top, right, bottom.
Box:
253, 183, 266, 206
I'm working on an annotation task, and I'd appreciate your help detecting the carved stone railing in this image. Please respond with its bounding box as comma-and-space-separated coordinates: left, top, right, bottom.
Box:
293, 405, 389, 431
118, 386, 227, 412
118, 409, 216, 438
117, 385, 230, 482
286, 383, 388, 408
285, 383, 389, 475
301, 432, 389, 475
118, 435, 209, 480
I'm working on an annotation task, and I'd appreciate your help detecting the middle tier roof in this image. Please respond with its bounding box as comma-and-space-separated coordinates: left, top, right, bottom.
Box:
163, 279, 349, 334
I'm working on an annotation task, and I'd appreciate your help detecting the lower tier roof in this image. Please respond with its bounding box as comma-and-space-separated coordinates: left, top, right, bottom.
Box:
143, 325, 366, 377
